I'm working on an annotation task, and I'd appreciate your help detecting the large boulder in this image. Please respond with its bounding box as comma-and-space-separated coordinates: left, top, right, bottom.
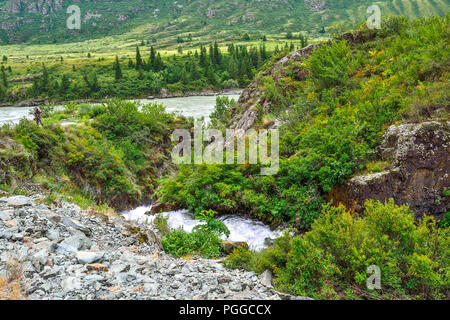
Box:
222, 241, 249, 254
330, 121, 449, 220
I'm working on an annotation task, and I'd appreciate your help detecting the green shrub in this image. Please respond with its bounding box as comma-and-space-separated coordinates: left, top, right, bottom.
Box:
305, 40, 353, 89
153, 214, 170, 236
162, 228, 224, 259
225, 200, 450, 300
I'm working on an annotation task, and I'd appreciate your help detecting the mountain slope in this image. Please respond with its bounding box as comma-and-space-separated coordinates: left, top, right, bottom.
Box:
0, 0, 448, 44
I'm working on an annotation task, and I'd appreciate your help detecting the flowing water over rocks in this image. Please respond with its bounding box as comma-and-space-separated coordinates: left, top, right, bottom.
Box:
0, 195, 310, 300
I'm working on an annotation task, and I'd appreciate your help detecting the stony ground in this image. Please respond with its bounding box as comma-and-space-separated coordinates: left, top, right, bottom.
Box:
0, 195, 307, 300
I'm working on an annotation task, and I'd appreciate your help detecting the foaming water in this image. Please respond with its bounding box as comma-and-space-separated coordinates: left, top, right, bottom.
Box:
122, 206, 282, 251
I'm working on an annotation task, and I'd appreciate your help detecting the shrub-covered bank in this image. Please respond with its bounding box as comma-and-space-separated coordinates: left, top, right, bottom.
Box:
157, 15, 450, 230
224, 200, 449, 300
0, 100, 191, 211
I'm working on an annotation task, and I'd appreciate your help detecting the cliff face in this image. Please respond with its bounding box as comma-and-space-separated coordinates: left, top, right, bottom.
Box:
329, 121, 449, 220
5, 0, 64, 15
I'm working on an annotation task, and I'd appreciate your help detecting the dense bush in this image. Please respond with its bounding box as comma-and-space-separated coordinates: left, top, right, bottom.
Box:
225, 200, 450, 300
161, 210, 230, 259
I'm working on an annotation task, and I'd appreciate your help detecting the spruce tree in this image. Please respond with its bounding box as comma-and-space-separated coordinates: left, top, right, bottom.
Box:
154, 53, 164, 72
209, 44, 214, 66
149, 46, 156, 71
199, 45, 207, 67
83, 71, 91, 89
135, 46, 143, 70
213, 41, 222, 66
91, 74, 100, 92
1, 66, 7, 88
60, 74, 70, 94
114, 56, 122, 80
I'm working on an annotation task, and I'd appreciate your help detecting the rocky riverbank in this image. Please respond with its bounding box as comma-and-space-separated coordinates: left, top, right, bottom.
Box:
0, 195, 309, 300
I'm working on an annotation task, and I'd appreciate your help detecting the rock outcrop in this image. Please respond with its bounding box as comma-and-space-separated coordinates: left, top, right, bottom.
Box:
330, 121, 450, 220
5, 0, 64, 15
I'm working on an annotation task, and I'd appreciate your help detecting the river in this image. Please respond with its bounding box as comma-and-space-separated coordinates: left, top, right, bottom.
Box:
121, 206, 282, 251
0, 94, 241, 125
0, 93, 282, 250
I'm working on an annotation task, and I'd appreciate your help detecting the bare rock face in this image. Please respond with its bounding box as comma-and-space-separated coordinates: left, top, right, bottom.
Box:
330, 121, 450, 220
5, 0, 64, 15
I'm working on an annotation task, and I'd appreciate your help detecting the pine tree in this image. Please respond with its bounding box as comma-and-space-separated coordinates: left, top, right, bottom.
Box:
32, 77, 39, 97
91, 74, 100, 92
60, 74, 71, 94
229, 58, 238, 79
149, 46, 156, 71
205, 63, 216, 85
199, 45, 207, 67
83, 71, 91, 89
300, 34, 308, 48
114, 56, 122, 80
1, 66, 7, 88
260, 43, 267, 61
213, 41, 222, 66
135, 46, 143, 70
191, 61, 200, 80
154, 53, 164, 72
209, 44, 214, 66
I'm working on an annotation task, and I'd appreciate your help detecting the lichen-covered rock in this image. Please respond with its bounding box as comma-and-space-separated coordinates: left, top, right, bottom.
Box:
330, 121, 449, 220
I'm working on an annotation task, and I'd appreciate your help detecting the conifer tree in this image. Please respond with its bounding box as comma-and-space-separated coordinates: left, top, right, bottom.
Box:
213, 41, 222, 66
114, 56, 122, 80
60, 74, 71, 94
1, 66, 7, 88
135, 46, 143, 70
199, 45, 207, 67
149, 46, 156, 71
91, 74, 100, 92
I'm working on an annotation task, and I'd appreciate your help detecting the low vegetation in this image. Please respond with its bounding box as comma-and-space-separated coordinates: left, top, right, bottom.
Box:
161, 210, 230, 259
224, 200, 450, 300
